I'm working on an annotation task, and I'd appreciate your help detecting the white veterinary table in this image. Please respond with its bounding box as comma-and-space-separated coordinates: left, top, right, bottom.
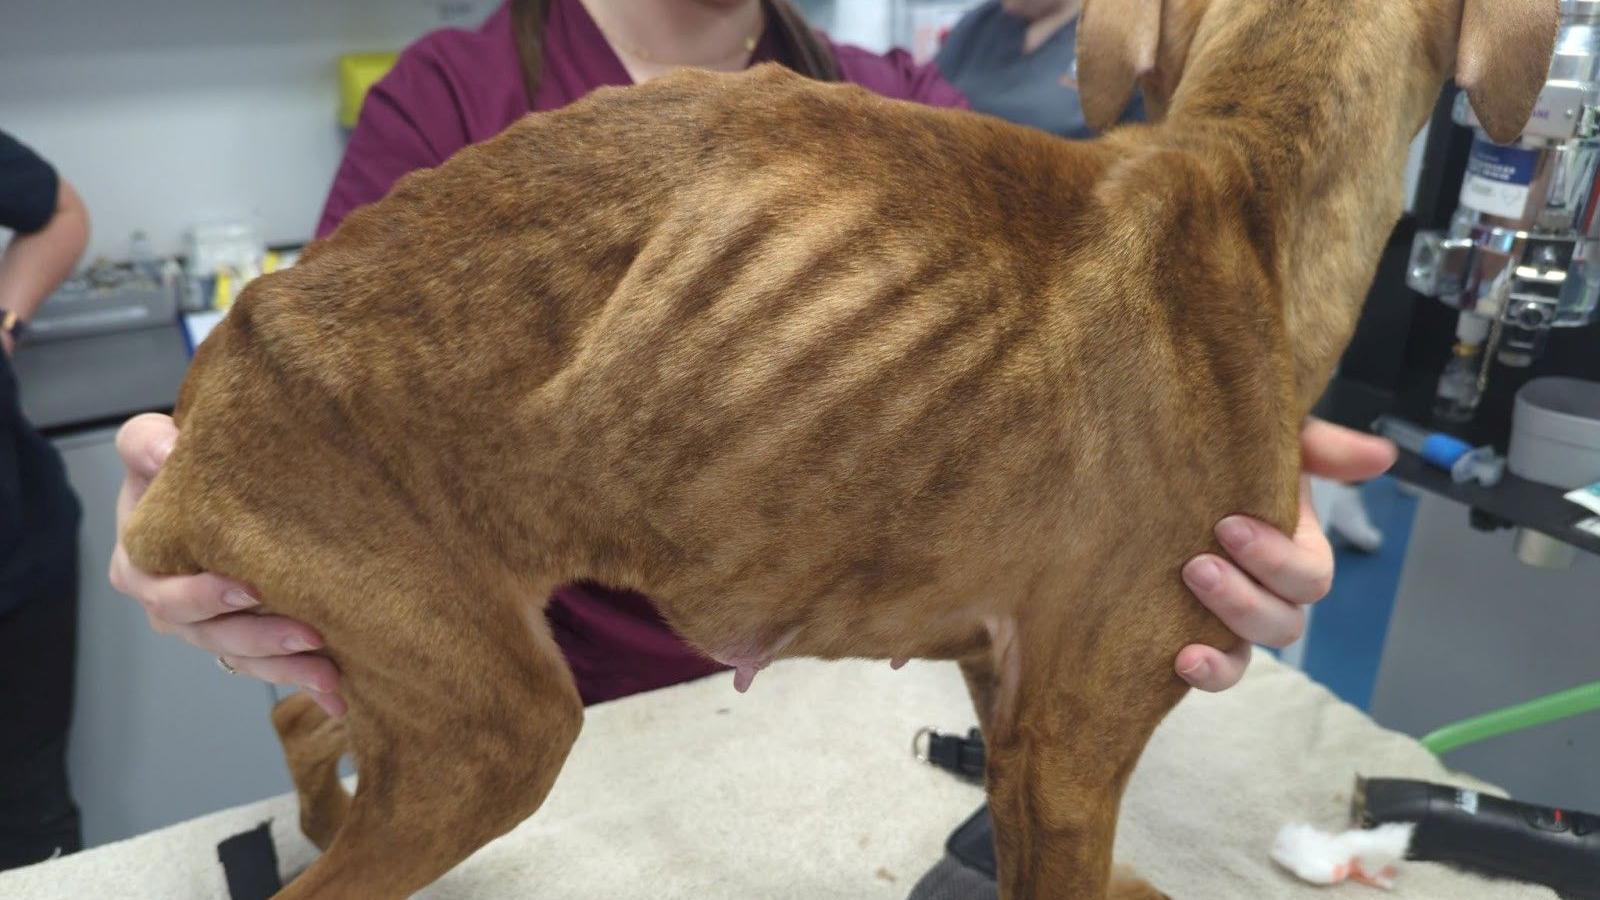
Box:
0, 655, 1553, 899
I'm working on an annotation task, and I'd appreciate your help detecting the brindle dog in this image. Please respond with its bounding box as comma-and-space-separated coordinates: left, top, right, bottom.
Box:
123, 0, 1558, 896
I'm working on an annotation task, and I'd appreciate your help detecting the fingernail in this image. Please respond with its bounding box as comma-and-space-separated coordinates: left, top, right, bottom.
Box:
283, 635, 318, 653
1217, 517, 1256, 549
1179, 659, 1209, 681
1184, 557, 1223, 592
150, 438, 175, 468
223, 589, 258, 609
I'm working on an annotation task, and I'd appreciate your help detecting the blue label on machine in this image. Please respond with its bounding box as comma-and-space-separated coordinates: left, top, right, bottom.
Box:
1466, 139, 1538, 185
1460, 138, 1541, 217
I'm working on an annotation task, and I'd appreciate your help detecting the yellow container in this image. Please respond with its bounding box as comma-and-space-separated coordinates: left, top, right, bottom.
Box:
337, 52, 400, 129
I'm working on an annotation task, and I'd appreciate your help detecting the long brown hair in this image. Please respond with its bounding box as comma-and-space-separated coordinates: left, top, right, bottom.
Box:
509, 0, 839, 103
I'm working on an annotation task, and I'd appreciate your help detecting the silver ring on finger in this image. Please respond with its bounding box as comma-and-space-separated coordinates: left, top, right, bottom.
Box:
216, 655, 238, 675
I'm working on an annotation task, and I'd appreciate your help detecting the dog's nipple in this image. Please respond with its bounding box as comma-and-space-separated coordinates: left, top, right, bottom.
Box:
733, 665, 759, 693
890, 657, 909, 670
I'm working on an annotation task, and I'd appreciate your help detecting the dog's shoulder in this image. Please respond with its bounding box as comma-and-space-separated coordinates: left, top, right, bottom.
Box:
1073, 129, 1282, 310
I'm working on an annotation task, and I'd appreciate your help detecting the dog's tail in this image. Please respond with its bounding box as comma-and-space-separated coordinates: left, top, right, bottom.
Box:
270, 691, 351, 851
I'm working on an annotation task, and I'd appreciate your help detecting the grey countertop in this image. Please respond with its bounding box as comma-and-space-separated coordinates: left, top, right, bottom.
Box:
14, 324, 189, 435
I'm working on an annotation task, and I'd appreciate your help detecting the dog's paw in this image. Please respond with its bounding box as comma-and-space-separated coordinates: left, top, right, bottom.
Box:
1109, 864, 1170, 900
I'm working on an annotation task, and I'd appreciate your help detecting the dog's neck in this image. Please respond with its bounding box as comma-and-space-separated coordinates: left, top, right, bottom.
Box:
1157, 8, 1436, 415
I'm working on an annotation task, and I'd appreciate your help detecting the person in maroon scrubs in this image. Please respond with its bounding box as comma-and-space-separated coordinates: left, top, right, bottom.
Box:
110, 0, 1396, 716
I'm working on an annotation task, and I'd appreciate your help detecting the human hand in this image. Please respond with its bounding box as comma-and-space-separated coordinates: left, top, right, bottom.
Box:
1174, 418, 1397, 691
108, 413, 346, 716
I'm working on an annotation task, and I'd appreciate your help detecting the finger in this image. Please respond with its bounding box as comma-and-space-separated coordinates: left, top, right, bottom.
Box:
109, 545, 259, 625
1182, 553, 1309, 647
1175, 641, 1252, 692
216, 651, 343, 696
115, 413, 179, 484
1293, 475, 1337, 563
1214, 499, 1334, 606
172, 612, 325, 659
1301, 418, 1396, 483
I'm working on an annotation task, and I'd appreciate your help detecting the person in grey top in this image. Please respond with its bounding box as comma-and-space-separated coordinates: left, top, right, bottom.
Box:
935, 0, 1143, 139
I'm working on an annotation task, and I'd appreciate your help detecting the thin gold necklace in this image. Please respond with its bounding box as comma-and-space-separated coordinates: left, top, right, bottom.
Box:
591, 8, 763, 69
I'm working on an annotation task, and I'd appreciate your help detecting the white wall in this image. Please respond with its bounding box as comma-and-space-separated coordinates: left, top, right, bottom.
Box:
820, 0, 894, 51
0, 0, 947, 264
0, 0, 497, 261
797, 0, 984, 56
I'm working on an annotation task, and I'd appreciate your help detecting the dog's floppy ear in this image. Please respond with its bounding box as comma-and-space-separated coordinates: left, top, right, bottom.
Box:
1077, 0, 1162, 131
1455, 0, 1559, 144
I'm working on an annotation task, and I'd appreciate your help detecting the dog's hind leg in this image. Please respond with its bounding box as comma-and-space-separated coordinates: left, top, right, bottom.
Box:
271, 581, 583, 900
270, 692, 350, 851
116, 372, 585, 897
980, 588, 1199, 900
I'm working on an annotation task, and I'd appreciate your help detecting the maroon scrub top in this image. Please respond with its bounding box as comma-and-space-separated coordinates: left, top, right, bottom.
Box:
315, 0, 968, 705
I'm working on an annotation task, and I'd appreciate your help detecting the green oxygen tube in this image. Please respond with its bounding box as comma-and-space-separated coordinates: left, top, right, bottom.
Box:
1420, 680, 1600, 755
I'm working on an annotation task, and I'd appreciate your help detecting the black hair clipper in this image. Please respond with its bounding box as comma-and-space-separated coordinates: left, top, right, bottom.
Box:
1353, 777, 1600, 898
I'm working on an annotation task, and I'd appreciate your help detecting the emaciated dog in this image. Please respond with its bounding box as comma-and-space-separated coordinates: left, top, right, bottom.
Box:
122, 0, 1558, 896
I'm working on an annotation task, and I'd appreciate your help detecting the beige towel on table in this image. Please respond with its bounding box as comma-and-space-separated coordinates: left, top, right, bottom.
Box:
0, 654, 1554, 899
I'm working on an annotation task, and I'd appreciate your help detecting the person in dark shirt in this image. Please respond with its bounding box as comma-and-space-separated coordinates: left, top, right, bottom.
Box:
937, 0, 1143, 138
0, 129, 90, 870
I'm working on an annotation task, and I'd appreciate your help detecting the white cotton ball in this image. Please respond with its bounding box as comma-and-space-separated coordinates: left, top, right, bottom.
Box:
1340, 823, 1415, 889
1270, 822, 1416, 889
1271, 823, 1350, 885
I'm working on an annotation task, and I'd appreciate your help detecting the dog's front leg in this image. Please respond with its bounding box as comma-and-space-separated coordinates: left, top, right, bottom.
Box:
979, 607, 1184, 900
